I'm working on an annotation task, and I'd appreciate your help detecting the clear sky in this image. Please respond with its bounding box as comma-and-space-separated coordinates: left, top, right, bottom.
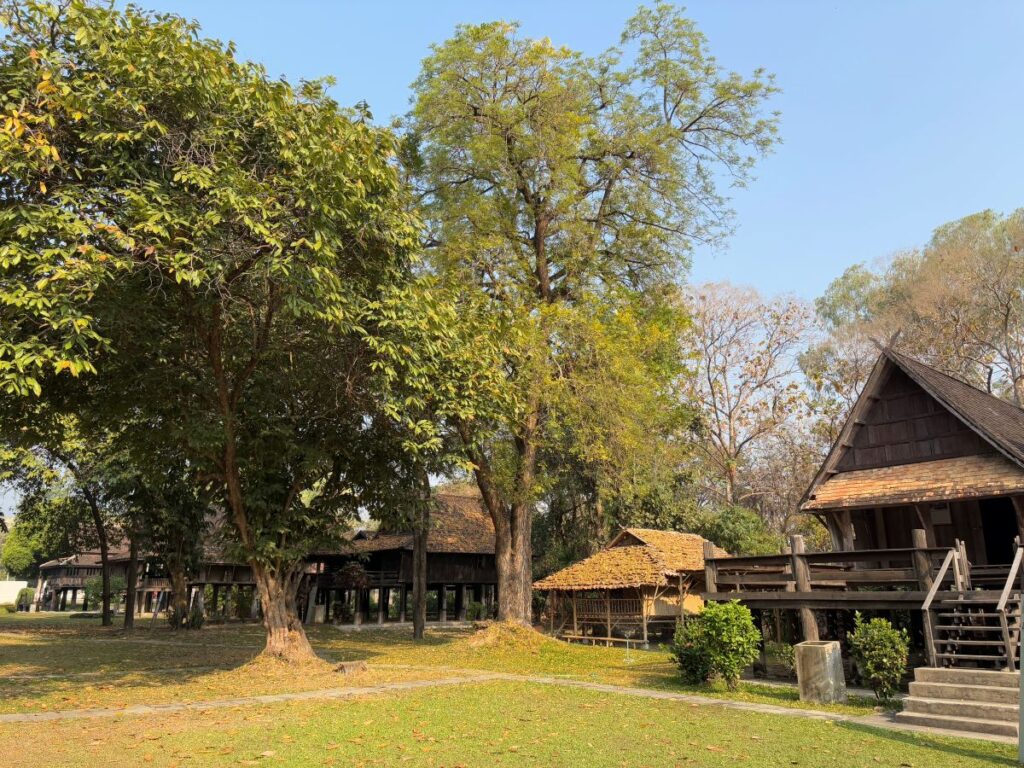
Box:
130, 0, 1024, 300
2, 1, 1023, 518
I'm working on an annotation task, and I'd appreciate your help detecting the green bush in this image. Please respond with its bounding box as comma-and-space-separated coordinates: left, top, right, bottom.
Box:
764, 640, 795, 674
0, 602, 15, 614
466, 601, 485, 621
16, 587, 35, 608
84, 574, 127, 609
848, 613, 909, 702
670, 601, 761, 689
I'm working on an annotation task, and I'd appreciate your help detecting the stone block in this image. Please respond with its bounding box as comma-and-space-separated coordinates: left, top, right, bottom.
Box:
795, 640, 847, 704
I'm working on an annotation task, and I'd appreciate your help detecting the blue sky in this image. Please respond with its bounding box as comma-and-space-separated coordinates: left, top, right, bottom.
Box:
131, 0, 1024, 299
2, 1, 1022, 519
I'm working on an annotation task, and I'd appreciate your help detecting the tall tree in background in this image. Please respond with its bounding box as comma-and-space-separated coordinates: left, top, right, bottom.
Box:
0, 2, 417, 660
806, 209, 1024, 421
688, 283, 811, 506
404, 4, 778, 622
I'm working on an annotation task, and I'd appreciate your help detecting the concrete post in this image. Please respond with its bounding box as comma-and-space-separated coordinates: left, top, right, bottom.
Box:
795, 640, 847, 704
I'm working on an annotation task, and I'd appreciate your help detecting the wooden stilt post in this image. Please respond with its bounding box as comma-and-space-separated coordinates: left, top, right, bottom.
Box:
702, 541, 718, 595
911, 528, 937, 667
377, 588, 386, 624
640, 587, 648, 647
399, 585, 407, 623
605, 589, 612, 647
790, 535, 819, 642
572, 591, 578, 636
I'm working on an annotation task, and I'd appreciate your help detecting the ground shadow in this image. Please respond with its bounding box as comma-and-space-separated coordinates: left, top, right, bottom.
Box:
838, 720, 1017, 765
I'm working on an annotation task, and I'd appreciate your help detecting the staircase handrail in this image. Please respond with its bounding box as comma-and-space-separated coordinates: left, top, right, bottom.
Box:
922, 548, 956, 613
996, 546, 1023, 614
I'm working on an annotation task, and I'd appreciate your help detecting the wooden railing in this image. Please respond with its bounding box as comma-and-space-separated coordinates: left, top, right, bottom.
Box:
703, 531, 955, 639
572, 598, 643, 619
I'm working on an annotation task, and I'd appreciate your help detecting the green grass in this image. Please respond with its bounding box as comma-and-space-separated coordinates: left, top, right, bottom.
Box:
3, 681, 1015, 768
0, 615, 875, 715
0, 614, 1014, 767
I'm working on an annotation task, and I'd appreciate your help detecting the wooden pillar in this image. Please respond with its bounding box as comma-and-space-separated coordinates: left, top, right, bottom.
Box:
304, 581, 318, 625
377, 588, 386, 624
211, 585, 219, 615
571, 591, 578, 635
837, 510, 855, 551
789, 535, 818, 642
438, 587, 447, 622
639, 587, 648, 647
915, 505, 936, 548
399, 585, 408, 623
702, 541, 718, 594
605, 589, 612, 647
457, 584, 467, 621
911, 528, 937, 666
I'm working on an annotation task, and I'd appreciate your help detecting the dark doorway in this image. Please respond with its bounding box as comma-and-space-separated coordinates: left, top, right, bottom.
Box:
979, 497, 1019, 564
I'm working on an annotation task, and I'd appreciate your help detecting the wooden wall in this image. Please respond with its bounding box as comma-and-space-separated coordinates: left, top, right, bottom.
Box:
836, 367, 990, 472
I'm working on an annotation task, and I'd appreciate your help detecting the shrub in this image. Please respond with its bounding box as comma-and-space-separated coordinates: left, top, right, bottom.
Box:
670, 601, 761, 689
16, 587, 35, 608
84, 574, 127, 609
848, 613, 909, 702
0, 602, 15, 614
764, 640, 795, 674
466, 601, 485, 621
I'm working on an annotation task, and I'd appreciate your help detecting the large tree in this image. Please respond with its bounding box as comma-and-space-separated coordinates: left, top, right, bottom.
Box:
805, 209, 1024, 424
404, 4, 778, 622
688, 282, 811, 506
0, 1, 417, 659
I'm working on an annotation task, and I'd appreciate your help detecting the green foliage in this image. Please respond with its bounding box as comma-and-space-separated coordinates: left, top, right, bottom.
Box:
83, 574, 125, 610
670, 601, 761, 689
16, 587, 35, 607
465, 601, 485, 621
764, 641, 795, 674
848, 613, 909, 702
0, 602, 16, 614
1, 523, 42, 577
682, 505, 782, 556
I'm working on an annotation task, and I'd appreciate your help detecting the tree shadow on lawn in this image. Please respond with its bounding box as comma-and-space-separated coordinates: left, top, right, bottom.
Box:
837, 720, 1017, 765
0, 625, 267, 712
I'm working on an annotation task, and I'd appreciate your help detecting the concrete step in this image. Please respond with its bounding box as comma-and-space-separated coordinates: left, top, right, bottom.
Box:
913, 667, 1020, 687
904, 696, 1019, 722
895, 710, 1018, 738
909, 681, 1020, 704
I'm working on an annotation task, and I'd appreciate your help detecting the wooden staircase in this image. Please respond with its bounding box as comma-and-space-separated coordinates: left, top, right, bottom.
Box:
922, 541, 1023, 671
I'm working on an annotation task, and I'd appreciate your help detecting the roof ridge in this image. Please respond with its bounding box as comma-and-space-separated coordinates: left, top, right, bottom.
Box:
887, 349, 1024, 414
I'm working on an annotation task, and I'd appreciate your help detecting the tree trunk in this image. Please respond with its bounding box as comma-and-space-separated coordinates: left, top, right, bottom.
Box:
123, 533, 138, 632
412, 470, 430, 640
253, 563, 316, 662
499, 501, 533, 623
169, 563, 188, 629
84, 489, 112, 627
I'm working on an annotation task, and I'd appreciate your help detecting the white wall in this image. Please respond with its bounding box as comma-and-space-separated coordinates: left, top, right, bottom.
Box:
0, 580, 28, 604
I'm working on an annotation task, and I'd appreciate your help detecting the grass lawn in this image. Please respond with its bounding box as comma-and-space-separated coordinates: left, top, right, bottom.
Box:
0, 614, 1016, 767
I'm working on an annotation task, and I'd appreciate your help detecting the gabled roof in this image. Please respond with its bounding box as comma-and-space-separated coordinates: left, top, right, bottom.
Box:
802, 349, 1024, 511
342, 489, 495, 556
533, 545, 674, 591
888, 351, 1024, 466
533, 528, 726, 591
608, 528, 728, 571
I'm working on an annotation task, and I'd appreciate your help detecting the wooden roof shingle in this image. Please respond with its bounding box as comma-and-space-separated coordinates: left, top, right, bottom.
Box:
802, 454, 1024, 510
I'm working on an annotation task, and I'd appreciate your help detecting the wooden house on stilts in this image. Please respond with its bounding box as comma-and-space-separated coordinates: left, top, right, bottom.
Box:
702, 349, 1024, 736
534, 529, 727, 646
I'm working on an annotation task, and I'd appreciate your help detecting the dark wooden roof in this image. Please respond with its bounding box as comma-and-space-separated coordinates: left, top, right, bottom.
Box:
802, 350, 1024, 512
888, 350, 1024, 466
341, 490, 495, 556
